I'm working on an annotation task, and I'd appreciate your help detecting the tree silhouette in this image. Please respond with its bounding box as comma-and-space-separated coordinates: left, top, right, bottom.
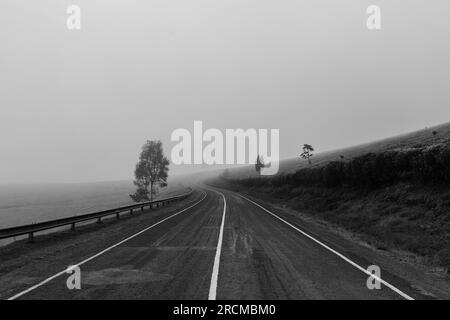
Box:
300, 144, 314, 165
432, 131, 439, 144
255, 155, 265, 173
130, 140, 169, 202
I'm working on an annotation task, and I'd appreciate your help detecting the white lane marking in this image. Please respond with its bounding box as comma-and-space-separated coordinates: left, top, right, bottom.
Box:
208, 191, 227, 300
7, 192, 207, 300
240, 194, 414, 301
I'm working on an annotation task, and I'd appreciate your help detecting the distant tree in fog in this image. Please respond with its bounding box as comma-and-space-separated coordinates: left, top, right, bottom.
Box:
432, 131, 439, 144
130, 140, 169, 202
300, 144, 314, 165
255, 155, 265, 173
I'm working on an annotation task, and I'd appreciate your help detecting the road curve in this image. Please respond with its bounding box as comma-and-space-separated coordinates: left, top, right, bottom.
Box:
2, 186, 422, 300
8, 189, 224, 300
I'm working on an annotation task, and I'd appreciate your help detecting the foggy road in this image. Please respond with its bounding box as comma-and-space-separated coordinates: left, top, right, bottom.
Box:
2, 187, 420, 300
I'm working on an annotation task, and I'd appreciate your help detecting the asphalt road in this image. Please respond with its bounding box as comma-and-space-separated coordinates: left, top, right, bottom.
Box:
4, 187, 421, 300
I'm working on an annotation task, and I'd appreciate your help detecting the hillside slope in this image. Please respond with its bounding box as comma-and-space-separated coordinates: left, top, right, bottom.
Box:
210, 121, 450, 273
227, 122, 450, 179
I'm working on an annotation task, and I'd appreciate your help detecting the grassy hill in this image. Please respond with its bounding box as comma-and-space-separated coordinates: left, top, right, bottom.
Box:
227, 122, 450, 179
210, 121, 450, 272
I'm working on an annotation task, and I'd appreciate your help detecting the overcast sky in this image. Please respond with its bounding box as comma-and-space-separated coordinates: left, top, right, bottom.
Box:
1, 0, 449, 184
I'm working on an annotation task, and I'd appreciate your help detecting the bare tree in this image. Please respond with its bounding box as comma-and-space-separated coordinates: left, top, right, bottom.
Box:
300, 144, 314, 165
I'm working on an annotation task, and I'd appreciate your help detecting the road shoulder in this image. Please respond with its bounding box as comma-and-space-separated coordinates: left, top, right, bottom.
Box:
216, 186, 450, 300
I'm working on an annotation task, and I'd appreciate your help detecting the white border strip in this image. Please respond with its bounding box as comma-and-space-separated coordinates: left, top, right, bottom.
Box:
240, 194, 414, 301
7, 192, 207, 300
208, 191, 227, 300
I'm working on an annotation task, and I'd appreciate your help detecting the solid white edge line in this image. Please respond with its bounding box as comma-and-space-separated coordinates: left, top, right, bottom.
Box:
7, 191, 207, 301
240, 194, 414, 301
208, 191, 227, 300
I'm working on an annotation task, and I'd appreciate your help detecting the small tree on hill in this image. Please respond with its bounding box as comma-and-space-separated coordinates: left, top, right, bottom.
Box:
130, 140, 169, 202
300, 144, 314, 165
255, 155, 265, 174
432, 131, 439, 144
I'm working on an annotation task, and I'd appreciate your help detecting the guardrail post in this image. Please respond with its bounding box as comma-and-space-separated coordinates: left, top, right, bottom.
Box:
97, 217, 102, 224
28, 232, 34, 243
71, 223, 75, 231
130, 209, 133, 215
141, 206, 144, 212
116, 211, 120, 219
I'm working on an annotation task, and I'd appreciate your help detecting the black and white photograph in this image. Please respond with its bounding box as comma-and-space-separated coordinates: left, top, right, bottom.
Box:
1, 0, 450, 310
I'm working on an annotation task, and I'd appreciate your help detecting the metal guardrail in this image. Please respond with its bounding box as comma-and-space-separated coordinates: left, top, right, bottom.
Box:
0, 188, 193, 242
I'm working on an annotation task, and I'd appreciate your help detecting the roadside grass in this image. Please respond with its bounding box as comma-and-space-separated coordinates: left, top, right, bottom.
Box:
212, 179, 450, 272
211, 122, 450, 271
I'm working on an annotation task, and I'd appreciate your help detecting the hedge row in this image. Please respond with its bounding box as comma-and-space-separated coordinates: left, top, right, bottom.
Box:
235, 145, 450, 189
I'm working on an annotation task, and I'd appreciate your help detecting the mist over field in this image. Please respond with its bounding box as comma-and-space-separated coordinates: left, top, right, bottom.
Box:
0, 179, 186, 229
1, 1, 450, 184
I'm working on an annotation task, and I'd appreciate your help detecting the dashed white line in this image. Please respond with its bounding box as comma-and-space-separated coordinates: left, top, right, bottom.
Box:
239, 194, 414, 301
208, 191, 227, 300
7, 192, 207, 300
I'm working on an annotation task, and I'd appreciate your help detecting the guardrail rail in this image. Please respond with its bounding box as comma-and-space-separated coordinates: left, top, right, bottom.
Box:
0, 188, 193, 242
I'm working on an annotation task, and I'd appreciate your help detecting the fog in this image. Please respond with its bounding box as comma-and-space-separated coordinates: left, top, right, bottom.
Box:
1, 0, 449, 183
